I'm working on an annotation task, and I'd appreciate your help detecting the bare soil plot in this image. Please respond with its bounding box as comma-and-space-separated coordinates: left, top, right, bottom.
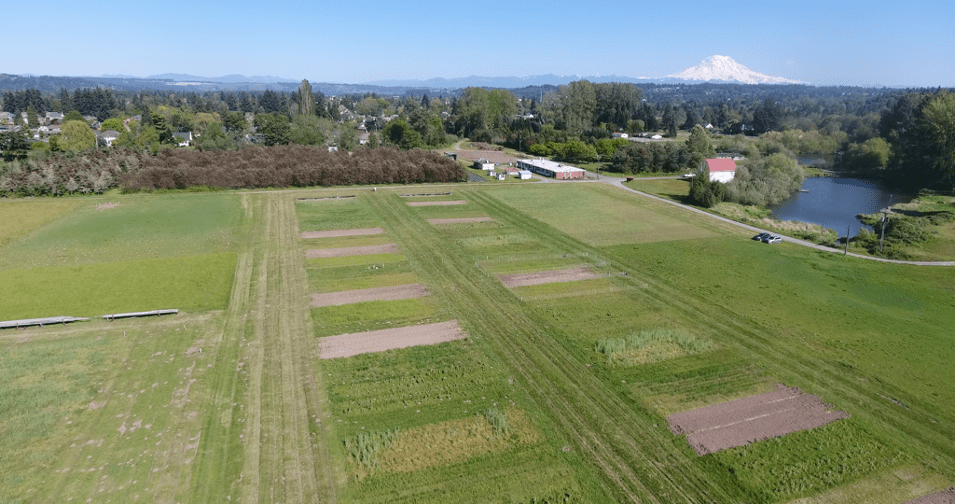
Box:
667, 385, 849, 455
456, 149, 517, 164
305, 243, 398, 258
427, 217, 494, 225
498, 266, 603, 287
407, 200, 468, 207
319, 320, 465, 359
906, 488, 955, 504
300, 227, 384, 239
310, 284, 429, 307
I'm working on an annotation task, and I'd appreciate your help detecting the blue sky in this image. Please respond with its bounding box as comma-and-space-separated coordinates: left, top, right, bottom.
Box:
7, 0, 954, 87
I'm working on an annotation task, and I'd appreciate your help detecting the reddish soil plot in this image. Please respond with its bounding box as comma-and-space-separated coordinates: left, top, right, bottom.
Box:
667, 385, 849, 455
456, 150, 517, 165
906, 488, 955, 504
310, 284, 429, 307
319, 320, 466, 359
427, 217, 494, 225
305, 243, 398, 258
300, 227, 385, 239
407, 200, 468, 207
498, 266, 602, 288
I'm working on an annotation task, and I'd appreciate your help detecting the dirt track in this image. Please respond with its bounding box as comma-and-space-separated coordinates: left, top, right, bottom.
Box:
498, 266, 602, 287
407, 200, 468, 207
905, 487, 955, 504
310, 284, 429, 307
427, 217, 494, 225
318, 320, 465, 359
300, 227, 384, 239
667, 385, 849, 455
305, 243, 398, 258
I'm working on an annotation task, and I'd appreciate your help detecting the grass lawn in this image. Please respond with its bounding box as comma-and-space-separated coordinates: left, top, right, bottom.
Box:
0, 198, 83, 247
0, 253, 237, 319
624, 177, 691, 201
0, 194, 241, 271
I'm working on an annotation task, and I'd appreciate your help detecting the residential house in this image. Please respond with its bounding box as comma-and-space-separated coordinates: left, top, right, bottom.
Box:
705, 158, 737, 183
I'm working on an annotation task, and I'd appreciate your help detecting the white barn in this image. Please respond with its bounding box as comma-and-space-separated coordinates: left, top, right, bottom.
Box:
705, 158, 737, 183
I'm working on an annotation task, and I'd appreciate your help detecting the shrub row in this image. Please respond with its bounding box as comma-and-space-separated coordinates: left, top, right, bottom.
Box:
0, 146, 466, 196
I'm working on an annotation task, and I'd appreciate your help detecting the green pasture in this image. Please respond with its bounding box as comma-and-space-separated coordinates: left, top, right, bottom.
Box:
0, 314, 222, 503
0, 198, 82, 247
0, 252, 237, 320
485, 183, 719, 245
0, 194, 241, 271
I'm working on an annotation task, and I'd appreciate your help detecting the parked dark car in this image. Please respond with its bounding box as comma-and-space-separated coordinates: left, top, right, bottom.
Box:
753, 233, 770, 241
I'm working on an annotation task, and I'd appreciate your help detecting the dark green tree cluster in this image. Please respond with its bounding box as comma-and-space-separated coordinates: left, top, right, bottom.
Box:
876, 91, 954, 189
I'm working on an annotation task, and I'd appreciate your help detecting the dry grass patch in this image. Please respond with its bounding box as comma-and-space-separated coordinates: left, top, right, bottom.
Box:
300, 227, 384, 239
427, 217, 494, 225
499, 266, 603, 287
310, 284, 429, 307
407, 200, 468, 207
345, 408, 539, 480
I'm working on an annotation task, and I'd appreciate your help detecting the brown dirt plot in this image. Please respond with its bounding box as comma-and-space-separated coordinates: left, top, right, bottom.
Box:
667, 385, 849, 455
427, 217, 494, 225
407, 200, 468, 207
305, 243, 398, 258
319, 320, 465, 359
498, 266, 603, 288
300, 227, 385, 239
456, 150, 517, 165
310, 284, 429, 307
906, 488, 955, 504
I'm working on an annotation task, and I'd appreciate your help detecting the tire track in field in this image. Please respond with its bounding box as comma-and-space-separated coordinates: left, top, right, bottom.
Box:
252, 194, 336, 503
367, 193, 732, 503
189, 194, 258, 502
468, 189, 953, 478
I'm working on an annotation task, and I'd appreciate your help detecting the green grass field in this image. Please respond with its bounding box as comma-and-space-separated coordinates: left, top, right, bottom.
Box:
0, 179, 950, 504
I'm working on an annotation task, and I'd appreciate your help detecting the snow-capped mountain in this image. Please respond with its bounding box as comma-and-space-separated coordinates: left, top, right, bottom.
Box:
668, 55, 806, 84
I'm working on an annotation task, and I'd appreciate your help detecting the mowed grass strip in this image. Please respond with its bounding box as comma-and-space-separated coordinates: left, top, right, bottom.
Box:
301, 233, 394, 249
0, 194, 241, 271
0, 198, 83, 247
485, 183, 718, 245
0, 252, 237, 320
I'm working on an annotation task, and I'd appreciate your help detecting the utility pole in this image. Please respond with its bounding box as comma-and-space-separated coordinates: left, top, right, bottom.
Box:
879, 212, 889, 253
844, 225, 850, 255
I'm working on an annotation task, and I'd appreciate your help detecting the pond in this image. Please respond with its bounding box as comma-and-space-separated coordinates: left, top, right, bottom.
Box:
770, 177, 914, 237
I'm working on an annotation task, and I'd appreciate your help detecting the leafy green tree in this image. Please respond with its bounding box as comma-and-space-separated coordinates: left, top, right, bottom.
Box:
194, 122, 235, 151
0, 130, 30, 161
382, 119, 422, 150
64, 110, 85, 122
290, 114, 327, 146
844, 137, 891, 171
100, 118, 125, 132
297, 80, 315, 116
26, 106, 39, 128
558, 80, 596, 135
150, 111, 175, 144
689, 163, 718, 206
58, 120, 97, 151
685, 125, 716, 164
752, 98, 784, 134
254, 113, 291, 146
222, 111, 248, 134
337, 126, 358, 151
